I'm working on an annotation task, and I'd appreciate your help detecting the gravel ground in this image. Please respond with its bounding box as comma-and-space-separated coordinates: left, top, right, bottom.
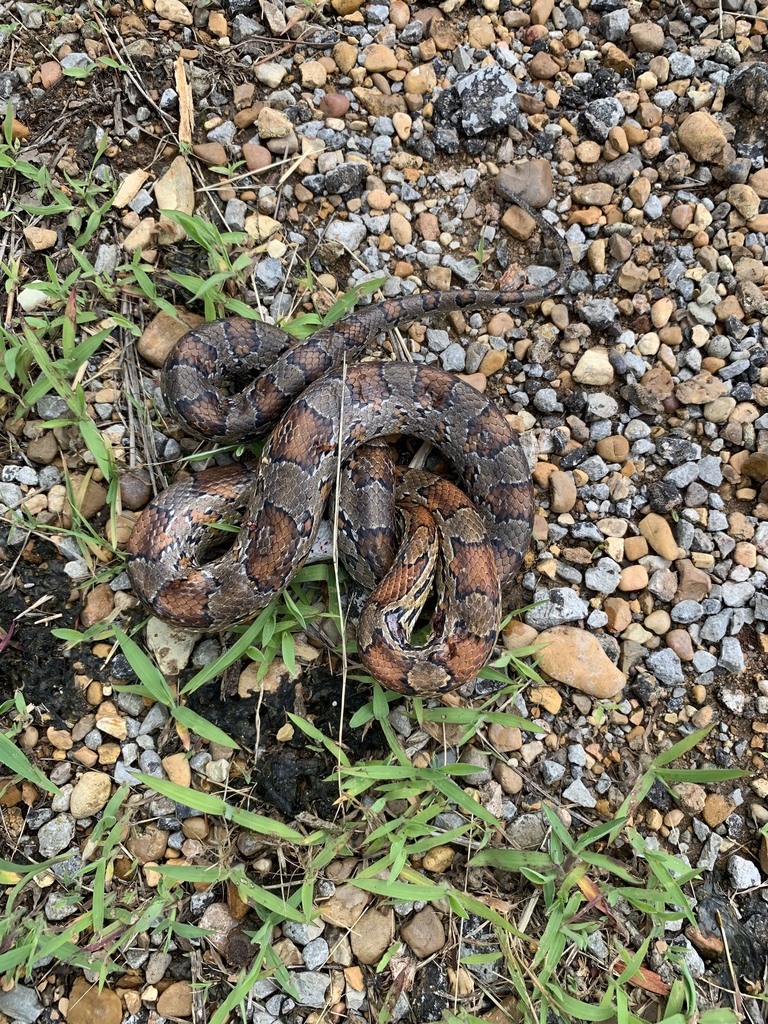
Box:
1, 0, 768, 1020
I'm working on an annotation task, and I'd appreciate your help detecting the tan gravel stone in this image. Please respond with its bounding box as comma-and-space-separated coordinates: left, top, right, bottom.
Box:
155, 0, 192, 24
644, 610, 671, 635
618, 565, 649, 591
27, 432, 58, 465
321, 885, 370, 928
501, 204, 536, 239
81, 584, 115, 628
137, 307, 205, 368
123, 218, 156, 253
595, 435, 629, 462
403, 64, 437, 95
242, 144, 272, 171
257, 107, 292, 138
351, 906, 394, 964
703, 396, 736, 423
333, 42, 358, 73
549, 471, 577, 513
488, 724, 522, 751
674, 560, 711, 603
742, 452, 768, 483
40, 61, 63, 89
728, 183, 760, 220
529, 51, 560, 79
68, 979, 122, 1024
157, 981, 193, 1018
162, 752, 192, 787
208, 10, 227, 35
494, 763, 524, 794
192, 142, 226, 166
629, 22, 665, 52
572, 347, 614, 385
24, 227, 58, 251
703, 793, 735, 828
300, 60, 327, 87
364, 43, 397, 73
422, 846, 455, 872
573, 183, 614, 206
651, 296, 674, 328
675, 370, 727, 404
467, 16, 496, 45
127, 826, 169, 865
495, 159, 553, 207
604, 597, 632, 632
155, 156, 195, 245
618, 261, 650, 293
479, 349, 506, 376
70, 772, 112, 818
502, 621, 539, 650
677, 111, 727, 162
537, 626, 626, 698
639, 513, 679, 560
575, 141, 601, 164
674, 782, 706, 815
389, 211, 412, 245
62, 475, 108, 526
529, 685, 562, 714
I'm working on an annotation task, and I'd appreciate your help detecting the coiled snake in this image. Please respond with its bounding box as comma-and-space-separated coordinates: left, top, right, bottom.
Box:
127, 188, 571, 694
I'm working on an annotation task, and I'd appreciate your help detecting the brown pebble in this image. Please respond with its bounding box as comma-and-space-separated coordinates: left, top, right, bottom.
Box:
81, 583, 116, 628
120, 469, 152, 510
666, 629, 694, 661
595, 435, 629, 462
319, 93, 350, 118
702, 793, 735, 828
192, 142, 227, 166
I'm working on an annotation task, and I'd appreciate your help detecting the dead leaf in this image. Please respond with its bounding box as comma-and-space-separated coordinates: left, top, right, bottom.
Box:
612, 961, 671, 996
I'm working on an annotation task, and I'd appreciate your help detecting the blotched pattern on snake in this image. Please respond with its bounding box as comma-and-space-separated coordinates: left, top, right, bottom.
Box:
127, 190, 571, 694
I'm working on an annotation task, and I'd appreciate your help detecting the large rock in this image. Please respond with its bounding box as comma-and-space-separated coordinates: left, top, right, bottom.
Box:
433, 64, 518, 138
536, 626, 626, 698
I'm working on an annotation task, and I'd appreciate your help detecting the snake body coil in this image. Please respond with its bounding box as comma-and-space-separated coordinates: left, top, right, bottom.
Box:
127, 191, 571, 694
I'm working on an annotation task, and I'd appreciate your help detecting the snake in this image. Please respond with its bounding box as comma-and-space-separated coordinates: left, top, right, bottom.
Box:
126, 187, 572, 694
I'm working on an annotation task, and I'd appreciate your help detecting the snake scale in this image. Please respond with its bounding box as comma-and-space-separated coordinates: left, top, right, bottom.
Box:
127, 188, 572, 694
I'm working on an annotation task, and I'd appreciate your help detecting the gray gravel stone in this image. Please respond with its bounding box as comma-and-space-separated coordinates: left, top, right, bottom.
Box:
696, 833, 722, 871
507, 813, 547, 850
727, 855, 761, 890
440, 343, 466, 372
670, 600, 704, 624
524, 588, 589, 628
718, 637, 744, 673
0, 987, 44, 1024
290, 972, 330, 1008
302, 937, 329, 970
45, 891, 78, 921
324, 218, 366, 250
645, 649, 684, 686
600, 8, 629, 41
282, 921, 325, 946
37, 814, 75, 858
585, 557, 621, 594
579, 299, 617, 328
562, 779, 597, 808
700, 610, 731, 643
540, 761, 566, 785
